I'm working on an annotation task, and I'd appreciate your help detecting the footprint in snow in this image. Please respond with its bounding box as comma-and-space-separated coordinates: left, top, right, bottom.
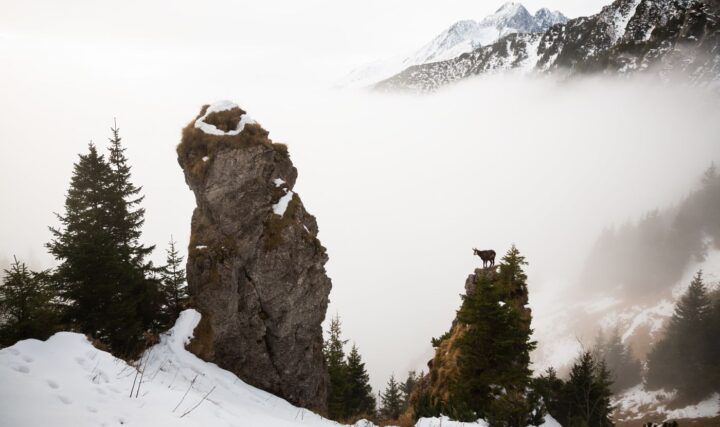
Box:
87, 406, 98, 413
57, 395, 72, 405
47, 380, 60, 389
22, 355, 33, 363
13, 365, 30, 374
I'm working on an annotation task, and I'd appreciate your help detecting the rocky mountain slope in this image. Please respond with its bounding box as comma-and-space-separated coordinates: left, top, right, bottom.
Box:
176, 101, 332, 412
377, 0, 720, 91
340, 2, 566, 87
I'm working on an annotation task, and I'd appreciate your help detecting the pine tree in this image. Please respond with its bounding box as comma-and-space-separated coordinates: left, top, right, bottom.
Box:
324, 314, 349, 420
647, 270, 714, 402
708, 296, 720, 393
592, 328, 642, 393
160, 237, 188, 325
380, 374, 403, 420
345, 344, 376, 419
48, 144, 122, 339
561, 352, 614, 427
450, 245, 536, 425
400, 370, 419, 410
107, 120, 153, 263
0, 258, 59, 346
528, 367, 565, 424
106, 121, 162, 336
48, 137, 161, 357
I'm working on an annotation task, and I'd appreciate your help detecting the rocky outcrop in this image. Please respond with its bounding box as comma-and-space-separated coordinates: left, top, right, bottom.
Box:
177, 101, 331, 412
407, 250, 534, 421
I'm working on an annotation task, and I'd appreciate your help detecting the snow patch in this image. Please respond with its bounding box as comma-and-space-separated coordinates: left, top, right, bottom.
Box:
194, 100, 256, 136
611, 0, 642, 43
664, 393, 720, 419
273, 191, 294, 216
614, 384, 720, 421
273, 178, 286, 187
416, 416, 489, 427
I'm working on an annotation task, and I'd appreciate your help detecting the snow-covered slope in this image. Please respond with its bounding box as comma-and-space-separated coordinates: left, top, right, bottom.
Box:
340, 2, 566, 87
0, 310, 559, 427
613, 385, 720, 421
377, 0, 720, 91
0, 310, 342, 427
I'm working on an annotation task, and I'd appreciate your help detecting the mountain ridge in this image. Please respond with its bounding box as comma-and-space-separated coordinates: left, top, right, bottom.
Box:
376, 0, 720, 91
339, 2, 567, 87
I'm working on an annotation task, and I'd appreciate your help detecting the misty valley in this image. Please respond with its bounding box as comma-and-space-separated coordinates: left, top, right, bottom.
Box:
1, 0, 720, 427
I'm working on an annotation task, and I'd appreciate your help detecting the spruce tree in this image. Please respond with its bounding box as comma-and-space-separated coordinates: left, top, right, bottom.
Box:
106, 121, 162, 336
528, 368, 565, 424
593, 328, 642, 393
48, 137, 161, 357
647, 270, 713, 401
450, 245, 536, 425
107, 120, 152, 262
561, 352, 614, 427
345, 344, 376, 419
48, 144, 122, 340
160, 237, 188, 325
324, 314, 349, 420
400, 370, 419, 410
0, 258, 59, 346
708, 297, 720, 393
380, 374, 403, 420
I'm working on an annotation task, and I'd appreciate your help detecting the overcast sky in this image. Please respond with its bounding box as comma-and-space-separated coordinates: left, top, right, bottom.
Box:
2, 0, 720, 395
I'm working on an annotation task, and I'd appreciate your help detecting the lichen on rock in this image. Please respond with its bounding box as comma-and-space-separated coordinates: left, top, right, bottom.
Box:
177, 101, 331, 412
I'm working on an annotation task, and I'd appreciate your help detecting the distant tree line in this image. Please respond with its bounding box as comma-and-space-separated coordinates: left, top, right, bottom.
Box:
582, 164, 720, 299
646, 270, 720, 404
0, 123, 189, 357
591, 328, 642, 394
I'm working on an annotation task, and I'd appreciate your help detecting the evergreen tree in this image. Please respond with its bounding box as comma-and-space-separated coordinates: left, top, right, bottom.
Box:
646, 270, 714, 402
48, 144, 122, 339
48, 138, 161, 357
324, 314, 349, 421
528, 368, 565, 425
592, 328, 642, 393
107, 120, 152, 262
0, 258, 59, 346
106, 122, 162, 336
400, 370, 419, 410
380, 374, 403, 420
561, 352, 614, 427
160, 237, 188, 325
708, 296, 720, 393
345, 344, 376, 419
450, 245, 536, 425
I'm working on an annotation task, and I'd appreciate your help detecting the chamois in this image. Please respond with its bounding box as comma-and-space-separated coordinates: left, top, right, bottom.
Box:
473, 248, 496, 268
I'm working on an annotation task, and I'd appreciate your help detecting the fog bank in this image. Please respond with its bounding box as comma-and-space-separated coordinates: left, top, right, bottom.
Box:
2, 71, 720, 391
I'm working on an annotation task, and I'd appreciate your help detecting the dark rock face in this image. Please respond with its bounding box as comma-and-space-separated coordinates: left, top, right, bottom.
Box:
177, 102, 331, 412
377, 0, 720, 91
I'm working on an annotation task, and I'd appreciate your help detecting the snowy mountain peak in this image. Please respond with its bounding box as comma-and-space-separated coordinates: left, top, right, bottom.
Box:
495, 2, 525, 15
339, 2, 568, 88
481, 2, 534, 30
533, 8, 568, 31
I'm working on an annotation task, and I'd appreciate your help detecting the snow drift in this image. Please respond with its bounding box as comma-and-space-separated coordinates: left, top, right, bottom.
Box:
0, 310, 559, 427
